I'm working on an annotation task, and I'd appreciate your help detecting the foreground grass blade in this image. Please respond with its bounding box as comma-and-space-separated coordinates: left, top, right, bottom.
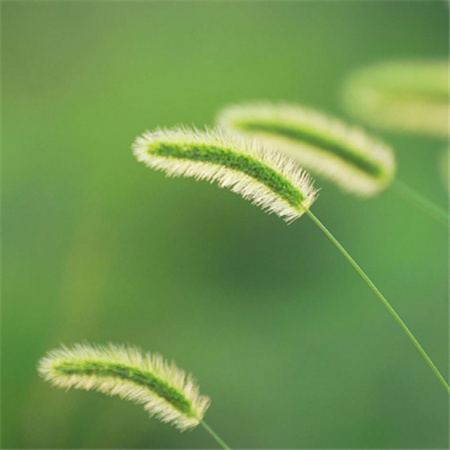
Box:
217, 102, 396, 197
201, 421, 231, 449
39, 343, 230, 448
133, 127, 449, 393
305, 210, 450, 394
342, 60, 449, 137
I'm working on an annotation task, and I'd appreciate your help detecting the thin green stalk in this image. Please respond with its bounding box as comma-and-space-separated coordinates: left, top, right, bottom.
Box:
200, 421, 231, 449
391, 179, 449, 227
305, 209, 450, 394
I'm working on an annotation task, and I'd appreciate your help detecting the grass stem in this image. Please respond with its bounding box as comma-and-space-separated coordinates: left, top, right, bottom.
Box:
306, 209, 450, 394
391, 179, 449, 228
200, 421, 231, 449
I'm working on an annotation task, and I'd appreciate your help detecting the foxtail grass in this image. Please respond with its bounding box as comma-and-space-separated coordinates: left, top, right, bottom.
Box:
217, 103, 396, 197
38, 343, 230, 448
133, 127, 318, 223
133, 127, 450, 393
342, 60, 449, 137
217, 103, 449, 228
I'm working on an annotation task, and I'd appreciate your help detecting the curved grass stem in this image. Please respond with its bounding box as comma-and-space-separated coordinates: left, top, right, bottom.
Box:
200, 421, 231, 449
391, 179, 449, 228
306, 209, 450, 394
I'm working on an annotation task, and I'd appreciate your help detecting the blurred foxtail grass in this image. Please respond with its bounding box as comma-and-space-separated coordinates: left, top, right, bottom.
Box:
217, 102, 448, 228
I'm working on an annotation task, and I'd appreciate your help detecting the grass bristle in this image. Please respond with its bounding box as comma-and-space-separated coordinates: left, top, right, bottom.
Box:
38, 343, 210, 431
132, 126, 318, 223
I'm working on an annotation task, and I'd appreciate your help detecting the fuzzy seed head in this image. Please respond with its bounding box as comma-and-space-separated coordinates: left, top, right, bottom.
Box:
132, 126, 318, 223
217, 103, 396, 197
342, 60, 449, 137
38, 343, 210, 431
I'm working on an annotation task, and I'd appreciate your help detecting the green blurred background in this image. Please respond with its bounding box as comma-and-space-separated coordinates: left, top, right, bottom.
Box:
3, 1, 449, 448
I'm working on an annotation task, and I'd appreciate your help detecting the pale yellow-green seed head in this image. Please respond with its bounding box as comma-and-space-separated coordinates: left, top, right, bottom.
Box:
217, 103, 396, 197
342, 60, 449, 137
38, 343, 210, 431
133, 126, 318, 223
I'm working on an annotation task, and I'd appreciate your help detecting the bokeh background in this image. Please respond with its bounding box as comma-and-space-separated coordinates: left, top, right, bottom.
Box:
3, 1, 449, 448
